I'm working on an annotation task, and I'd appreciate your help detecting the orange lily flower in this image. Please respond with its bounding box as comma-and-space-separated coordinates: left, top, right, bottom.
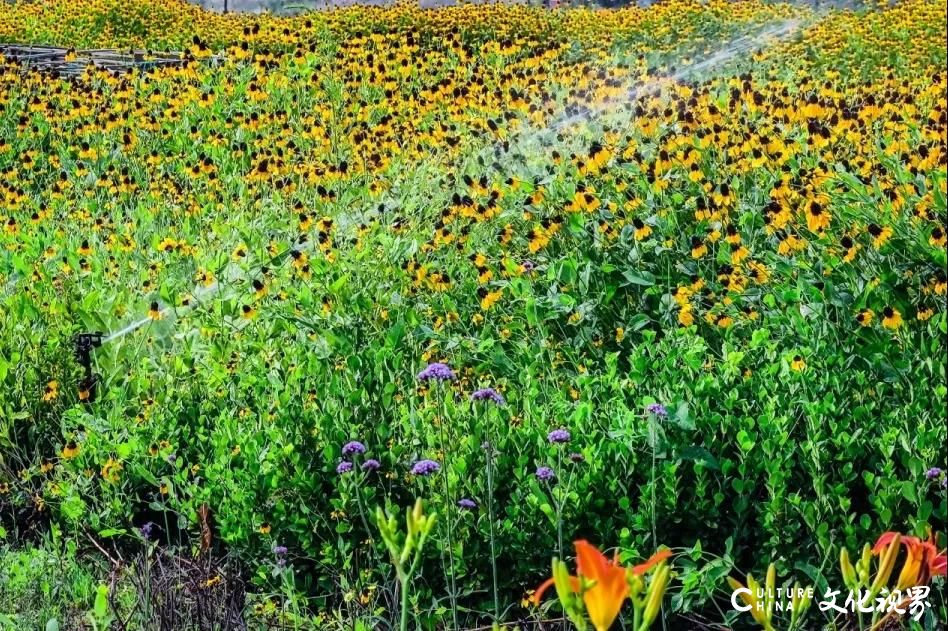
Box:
872, 531, 947, 589
532, 540, 672, 631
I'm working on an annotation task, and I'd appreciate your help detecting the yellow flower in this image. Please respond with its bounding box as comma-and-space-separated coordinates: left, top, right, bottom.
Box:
881, 306, 902, 330
43, 380, 59, 401
101, 458, 123, 483
678, 306, 695, 327
791, 355, 806, 371
479, 288, 503, 311
61, 441, 80, 459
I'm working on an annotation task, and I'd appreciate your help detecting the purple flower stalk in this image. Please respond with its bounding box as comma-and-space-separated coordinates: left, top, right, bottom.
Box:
411, 459, 441, 476
457, 498, 478, 510
361, 458, 381, 472
140, 522, 154, 541
536, 466, 555, 482
417, 362, 456, 382
471, 387, 505, 406
273, 545, 288, 556
342, 441, 366, 457
336, 461, 354, 474
646, 403, 668, 417
926, 467, 944, 480
547, 428, 570, 444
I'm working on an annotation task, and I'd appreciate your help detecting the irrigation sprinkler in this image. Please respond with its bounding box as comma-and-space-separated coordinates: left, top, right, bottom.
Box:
73, 332, 103, 403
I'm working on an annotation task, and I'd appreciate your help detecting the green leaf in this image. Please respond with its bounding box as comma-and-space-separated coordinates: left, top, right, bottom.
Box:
628, 313, 651, 331
672, 402, 694, 430
525, 298, 538, 326
93, 584, 110, 620
622, 270, 656, 286
678, 446, 719, 470
98, 528, 127, 538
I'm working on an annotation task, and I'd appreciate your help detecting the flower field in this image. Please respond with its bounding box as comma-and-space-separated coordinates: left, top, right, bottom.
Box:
0, 0, 946, 628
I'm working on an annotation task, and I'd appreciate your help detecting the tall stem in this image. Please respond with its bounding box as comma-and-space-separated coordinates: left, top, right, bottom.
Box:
648, 415, 667, 631
399, 574, 409, 631
438, 388, 459, 629
484, 411, 500, 620
649, 416, 657, 547
353, 476, 374, 550
556, 448, 564, 561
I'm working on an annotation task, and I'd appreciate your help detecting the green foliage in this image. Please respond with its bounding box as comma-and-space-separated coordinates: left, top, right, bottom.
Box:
0, 0, 945, 628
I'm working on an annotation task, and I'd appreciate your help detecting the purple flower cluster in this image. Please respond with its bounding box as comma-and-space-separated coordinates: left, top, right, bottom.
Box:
536, 466, 555, 482
471, 387, 505, 406
646, 403, 668, 417
547, 428, 570, 444
342, 441, 366, 457
273, 544, 288, 567
926, 467, 944, 480
457, 498, 478, 510
411, 459, 441, 476
417, 362, 456, 382
140, 522, 154, 541
336, 439, 381, 475
569, 452, 585, 463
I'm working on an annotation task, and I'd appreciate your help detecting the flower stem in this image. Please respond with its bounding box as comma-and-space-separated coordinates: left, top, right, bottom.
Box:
484, 411, 500, 620
438, 388, 459, 629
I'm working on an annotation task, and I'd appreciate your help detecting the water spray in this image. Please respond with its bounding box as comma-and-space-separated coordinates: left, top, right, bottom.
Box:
472, 16, 807, 175
69, 10, 815, 401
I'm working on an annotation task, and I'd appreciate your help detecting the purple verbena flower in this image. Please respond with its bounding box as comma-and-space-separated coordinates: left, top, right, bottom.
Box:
273, 545, 288, 556
547, 428, 570, 444
336, 461, 354, 474
646, 403, 668, 417
457, 498, 478, 510
569, 452, 585, 463
417, 362, 456, 382
342, 441, 366, 457
535, 466, 555, 482
471, 387, 505, 406
140, 522, 154, 541
926, 467, 944, 480
521, 260, 535, 272
361, 458, 381, 472
411, 459, 441, 476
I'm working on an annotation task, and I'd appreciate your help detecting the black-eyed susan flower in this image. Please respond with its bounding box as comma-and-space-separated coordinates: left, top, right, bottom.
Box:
882, 306, 903, 330
61, 440, 80, 459
101, 458, 123, 483
43, 380, 59, 402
